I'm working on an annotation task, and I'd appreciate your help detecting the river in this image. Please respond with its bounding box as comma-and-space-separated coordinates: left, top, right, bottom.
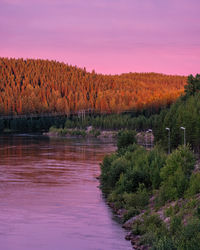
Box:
0, 135, 132, 250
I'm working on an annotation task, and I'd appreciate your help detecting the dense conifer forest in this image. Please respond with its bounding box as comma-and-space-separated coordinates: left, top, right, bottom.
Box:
0, 57, 186, 115
153, 74, 200, 152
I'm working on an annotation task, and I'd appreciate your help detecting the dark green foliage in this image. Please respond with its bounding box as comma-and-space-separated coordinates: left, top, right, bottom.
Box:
161, 145, 195, 180
184, 74, 200, 97
89, 128, 101, 137
123, 185, 149, 209
133, 213, 200, 250
154, 75, 200, 152
157, 145, 195, 204
176, 218, 200, 250
100, 129, 199, 249
100, 153, 118, 194
170, 215, 182, 235
0, 116, 67, 134
152, 236, 176, 250
185, 173, 200, 197
107, 157, 130, 188
100, 142, 168, 215
56, 113, 161, 133
132, 214, 168, 246
70, 130, 86, 137
117, 130, 137, 150
122, 208, 140, 223
0, 119, 4, 132
147, 146, 167, 189
132, 219, 145, 235
1, 109, 164, 134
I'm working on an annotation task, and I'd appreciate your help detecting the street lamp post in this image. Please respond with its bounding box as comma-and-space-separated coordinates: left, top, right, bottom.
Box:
165, 127, 170, 154
180, 127, 186, 146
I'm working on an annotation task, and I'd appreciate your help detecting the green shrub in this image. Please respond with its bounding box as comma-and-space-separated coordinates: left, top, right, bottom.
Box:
100, 153, 118, 194
66, 119, 74, 128
108, 157, 129, 187
161, 145, 195, 182
89, 128, 101, 137
185, 198, 197, 209
123, 184, 149, 210
70, 130, 86, 137
165, 206, 175, 218
107, 191, 124, 209
122, 208, 140, 223
49, 126, 57, 132
143, 214, 163, 231
121, 148, 152, 192
117, 130, 137, 150
132, 214, 167, 246
196, 207, 200, 218
100, 154, 129, 194
58, 128, 68, 136
158, 145, 195, 204
177, 218, 200, 250
140, 231, 156, 246
152, 236, 176, 250
170, 215, 182, 235
185, 173, 200, 197
132, 219, 145, 235
148, 146, 167, 189
118, 143, 139, 156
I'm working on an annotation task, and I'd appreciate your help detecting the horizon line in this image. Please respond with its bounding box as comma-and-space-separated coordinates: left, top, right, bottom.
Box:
0, 56, 189, 77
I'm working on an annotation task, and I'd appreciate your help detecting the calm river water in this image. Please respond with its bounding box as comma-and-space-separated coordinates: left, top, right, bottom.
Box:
0, 135, 132, 250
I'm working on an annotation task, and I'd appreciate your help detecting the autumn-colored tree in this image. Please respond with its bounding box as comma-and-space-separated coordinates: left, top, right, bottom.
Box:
0, 57, 186, 115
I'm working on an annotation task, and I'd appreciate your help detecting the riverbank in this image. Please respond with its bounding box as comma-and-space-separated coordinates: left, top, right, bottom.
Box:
108, 193, 200, 249
43, 129, 117, 140
100, 131, 200, 249
43, 126, 118, 139
43, 126, 154, 147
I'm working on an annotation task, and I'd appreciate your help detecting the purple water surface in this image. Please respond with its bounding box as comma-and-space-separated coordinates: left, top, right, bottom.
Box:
0, 135, 132, 250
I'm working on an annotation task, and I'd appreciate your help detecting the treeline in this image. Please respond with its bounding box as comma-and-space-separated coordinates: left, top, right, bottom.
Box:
0, 116, 66, 133
55, 113, 160, 131
101, 131, 200, 249
0, 113, 157, 134
0, 57, 186, 115
153, 74, 200, 152
0, 108, 165, 134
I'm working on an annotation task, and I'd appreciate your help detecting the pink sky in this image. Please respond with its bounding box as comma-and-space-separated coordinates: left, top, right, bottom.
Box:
0, 0, 200, 75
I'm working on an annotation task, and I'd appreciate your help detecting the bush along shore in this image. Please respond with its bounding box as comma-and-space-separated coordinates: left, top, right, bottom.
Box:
44, 126, 118, 139
41, 112, 158, 139
100, 130, 200, 250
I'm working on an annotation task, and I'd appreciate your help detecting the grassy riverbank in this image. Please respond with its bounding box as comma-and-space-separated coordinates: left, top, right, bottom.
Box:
100, 131, 200, 249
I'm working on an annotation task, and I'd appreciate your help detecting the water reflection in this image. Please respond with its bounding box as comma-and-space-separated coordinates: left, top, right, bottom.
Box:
0, 135, 132, 250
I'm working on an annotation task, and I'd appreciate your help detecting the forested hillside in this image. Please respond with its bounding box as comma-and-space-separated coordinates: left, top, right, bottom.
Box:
0, 58, 186, 115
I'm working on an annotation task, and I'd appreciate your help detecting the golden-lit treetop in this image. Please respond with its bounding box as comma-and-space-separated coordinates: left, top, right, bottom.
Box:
0, 58, 186, 115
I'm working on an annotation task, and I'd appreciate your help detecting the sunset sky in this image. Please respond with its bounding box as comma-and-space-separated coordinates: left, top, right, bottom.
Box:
0, 0, 200, 75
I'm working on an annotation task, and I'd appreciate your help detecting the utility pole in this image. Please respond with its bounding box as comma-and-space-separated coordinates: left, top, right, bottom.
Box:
180, 127, 186, 146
